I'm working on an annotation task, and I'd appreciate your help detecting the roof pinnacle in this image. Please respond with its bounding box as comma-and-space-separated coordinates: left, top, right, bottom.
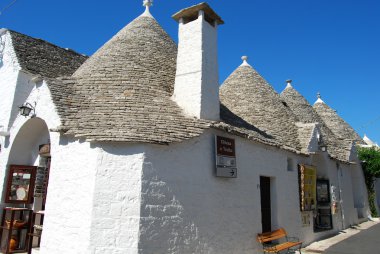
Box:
240, 56, 251, 67
142, 0, 154, 18
286, 79, 293, 88
315, 92, 325, 104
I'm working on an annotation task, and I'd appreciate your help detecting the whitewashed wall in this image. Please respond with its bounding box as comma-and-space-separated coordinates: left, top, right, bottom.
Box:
40, 136, 98, 254
173, 12, 220, 120
140, 130, 308, 253
0, 76, 61, 201
88, 143, 144, 254
0, 31, 20, 128
350, 159, 370, 220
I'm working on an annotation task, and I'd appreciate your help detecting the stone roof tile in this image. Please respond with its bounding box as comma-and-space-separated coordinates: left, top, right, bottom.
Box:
220, 64, 302, 151
49, 15, 210, 144
313, 101, 365, 146
8, 30, 87, 78
281, 85, 352, 161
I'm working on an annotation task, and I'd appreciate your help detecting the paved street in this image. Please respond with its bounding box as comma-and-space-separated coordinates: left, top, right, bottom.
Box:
323, 223, 380, 254
303, 219, 380, 254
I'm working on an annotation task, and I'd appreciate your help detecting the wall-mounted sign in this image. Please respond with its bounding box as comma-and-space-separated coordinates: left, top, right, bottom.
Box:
215, 136, 237, 178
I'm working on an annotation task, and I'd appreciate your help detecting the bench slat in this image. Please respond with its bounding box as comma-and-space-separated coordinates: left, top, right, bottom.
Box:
257, 228, 302, 253
257, 228, 287, 243
266, 241, 302, 252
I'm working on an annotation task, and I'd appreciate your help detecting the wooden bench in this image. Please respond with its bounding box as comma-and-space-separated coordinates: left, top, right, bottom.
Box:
257, 228, 302, 253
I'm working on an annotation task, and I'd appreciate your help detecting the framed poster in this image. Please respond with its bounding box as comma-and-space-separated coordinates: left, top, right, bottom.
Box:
298, 165, 316, 211
5, 165, 36, 204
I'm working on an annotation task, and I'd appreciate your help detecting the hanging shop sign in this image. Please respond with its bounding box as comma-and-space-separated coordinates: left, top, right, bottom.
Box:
215, 135, 237, 178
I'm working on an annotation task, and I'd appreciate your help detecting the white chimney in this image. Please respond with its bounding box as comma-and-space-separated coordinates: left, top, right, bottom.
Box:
172, 3, 224, 121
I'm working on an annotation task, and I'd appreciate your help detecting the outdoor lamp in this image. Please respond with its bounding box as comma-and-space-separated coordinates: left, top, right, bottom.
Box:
319, 144, 327, 152
18, 102, 35, 117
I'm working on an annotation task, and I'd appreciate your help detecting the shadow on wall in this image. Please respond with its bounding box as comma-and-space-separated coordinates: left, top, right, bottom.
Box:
138, 150, 259, 254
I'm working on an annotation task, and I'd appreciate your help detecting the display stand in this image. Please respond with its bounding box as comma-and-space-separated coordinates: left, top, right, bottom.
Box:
27, 211, 44, 254
0, 207, 32, 253
315, 179, 333, 231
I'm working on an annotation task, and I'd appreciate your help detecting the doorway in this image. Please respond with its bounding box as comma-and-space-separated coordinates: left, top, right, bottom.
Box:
260, 176, 271, 233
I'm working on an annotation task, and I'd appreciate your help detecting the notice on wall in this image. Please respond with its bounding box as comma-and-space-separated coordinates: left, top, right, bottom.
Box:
215, 136, 237, 178
298, 165, 317, 211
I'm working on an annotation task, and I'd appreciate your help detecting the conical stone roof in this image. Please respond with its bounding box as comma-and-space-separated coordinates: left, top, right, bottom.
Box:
50, 14, 209, 143
220, 64, 301, 151
313, 100, 365, 146
280, 85, 321, 123
73, 15, 176, 94
281, 85, 350, 161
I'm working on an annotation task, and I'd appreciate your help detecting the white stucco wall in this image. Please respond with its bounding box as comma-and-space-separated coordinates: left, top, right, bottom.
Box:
40, 136, 98, 254
139, 130, 308, 253
89, 143, 144, 254
172, 12, 220, 121
350, 160, 370, 220
0, 77, 61, 202
338, 163, 358, 227
0, 31, 20, 129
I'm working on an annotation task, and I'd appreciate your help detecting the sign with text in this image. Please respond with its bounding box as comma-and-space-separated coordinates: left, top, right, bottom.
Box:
215, 136, 237, 178
216, 167, 237, 178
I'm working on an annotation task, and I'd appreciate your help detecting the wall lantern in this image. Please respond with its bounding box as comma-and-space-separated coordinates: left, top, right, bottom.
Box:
319, 144, 327, 152
18, 102, 36, 117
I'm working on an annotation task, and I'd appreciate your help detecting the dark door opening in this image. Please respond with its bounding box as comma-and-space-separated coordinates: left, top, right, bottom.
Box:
260, 176, 271, 233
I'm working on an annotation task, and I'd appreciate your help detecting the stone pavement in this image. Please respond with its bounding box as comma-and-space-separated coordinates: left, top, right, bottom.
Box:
299, 218, 380, 254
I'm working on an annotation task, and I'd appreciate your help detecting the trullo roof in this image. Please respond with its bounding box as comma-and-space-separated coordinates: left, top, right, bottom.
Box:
220, 63, 301, 151
51, 15, 209, 143
313, 99, 365, 146
281, 85, 351, 161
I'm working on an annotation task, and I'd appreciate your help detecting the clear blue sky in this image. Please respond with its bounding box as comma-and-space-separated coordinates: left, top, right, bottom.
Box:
2, 0, 379, 144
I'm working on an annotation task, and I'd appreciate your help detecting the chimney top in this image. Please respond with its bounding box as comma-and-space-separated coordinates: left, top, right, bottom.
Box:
172, 2, 224, 25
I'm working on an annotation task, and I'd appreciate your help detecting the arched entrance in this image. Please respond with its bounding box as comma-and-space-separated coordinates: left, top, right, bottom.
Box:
2, 117, 51, 251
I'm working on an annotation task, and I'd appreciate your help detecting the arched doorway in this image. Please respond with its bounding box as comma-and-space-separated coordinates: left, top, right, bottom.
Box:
6, 117, 51, 206
2, 118, 51, 251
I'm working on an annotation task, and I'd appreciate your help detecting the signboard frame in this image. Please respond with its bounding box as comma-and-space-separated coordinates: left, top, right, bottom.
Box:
215, 135, 237, 178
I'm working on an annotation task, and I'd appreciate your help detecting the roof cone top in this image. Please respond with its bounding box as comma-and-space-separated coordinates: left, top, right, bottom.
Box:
315, 92, 325, 104
142, 0, 154, 18
240, 56, 251, 67
363, 134, 378, 146
286, 79, 293, 88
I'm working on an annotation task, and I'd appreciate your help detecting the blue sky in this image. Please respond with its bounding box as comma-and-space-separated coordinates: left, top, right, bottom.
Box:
1, 0, 379, 144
